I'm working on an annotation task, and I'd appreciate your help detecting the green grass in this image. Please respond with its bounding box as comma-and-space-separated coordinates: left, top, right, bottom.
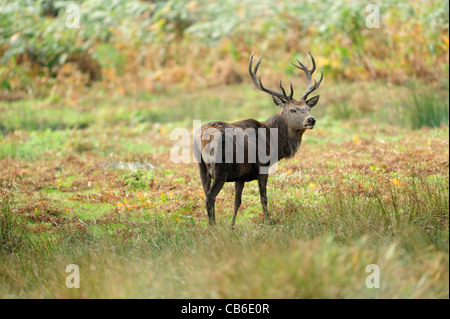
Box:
0, 176, 448, 298
406, 91, 449, 129
394, 85, 449, 130
0, 86, 271, 134
0, 129, 71, 160
0, 81, 448, 298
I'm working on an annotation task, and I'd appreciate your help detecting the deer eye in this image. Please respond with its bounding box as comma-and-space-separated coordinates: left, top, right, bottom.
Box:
290, 109, 296, 113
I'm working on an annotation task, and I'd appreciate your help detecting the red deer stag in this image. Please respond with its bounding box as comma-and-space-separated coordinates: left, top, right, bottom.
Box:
194, 52, 323, 226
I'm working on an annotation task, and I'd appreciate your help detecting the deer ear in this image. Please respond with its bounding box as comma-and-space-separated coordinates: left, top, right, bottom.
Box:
272, 94, 284, 107
306, 95, 320, 107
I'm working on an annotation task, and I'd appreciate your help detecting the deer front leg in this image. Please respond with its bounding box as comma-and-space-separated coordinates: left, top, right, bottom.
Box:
231, 181, 245, 228
257, 174, 269, 222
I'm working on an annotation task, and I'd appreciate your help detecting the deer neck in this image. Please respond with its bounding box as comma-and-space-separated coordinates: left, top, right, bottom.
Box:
265, 112, 304, 161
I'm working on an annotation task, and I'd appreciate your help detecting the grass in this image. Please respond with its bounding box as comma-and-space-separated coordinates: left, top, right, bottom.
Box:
1, 182, 448, 298
0, 80, 448, 298
403, 90, 449, 129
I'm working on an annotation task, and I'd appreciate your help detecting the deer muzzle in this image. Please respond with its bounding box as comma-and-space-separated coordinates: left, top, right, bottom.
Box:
306, 117, 316, 128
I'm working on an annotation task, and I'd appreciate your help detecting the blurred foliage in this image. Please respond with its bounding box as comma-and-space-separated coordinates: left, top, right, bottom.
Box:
398, 85, 449, 129
0, 0, 448, 100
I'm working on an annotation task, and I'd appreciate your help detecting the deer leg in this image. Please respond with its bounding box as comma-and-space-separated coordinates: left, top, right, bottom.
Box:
257, 174, 269, 222
198, 161, 211, 194
205, 172, 228, 226
231, 181, 245, 228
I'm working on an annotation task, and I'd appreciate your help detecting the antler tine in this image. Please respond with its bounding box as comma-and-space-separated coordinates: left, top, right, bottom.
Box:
307, 51, 316, 73
248, 52, 293, 102
302, 68, 323, 100
291, 59, 307, 71
289, 80, 294, 99
279, 80, 295, 100
291, 52, 323, 100
279, 81, 286, 96
248, 52, 261, 85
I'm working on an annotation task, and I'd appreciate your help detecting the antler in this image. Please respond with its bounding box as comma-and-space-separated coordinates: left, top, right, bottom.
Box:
291, 52, 323, 101
249, 52, 293, 102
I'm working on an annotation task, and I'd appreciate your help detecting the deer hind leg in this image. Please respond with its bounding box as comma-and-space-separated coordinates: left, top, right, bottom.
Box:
257, 173, 269, 222
231, 181, 245, 228
198, 161, 211, 194
205, 166, 229, 226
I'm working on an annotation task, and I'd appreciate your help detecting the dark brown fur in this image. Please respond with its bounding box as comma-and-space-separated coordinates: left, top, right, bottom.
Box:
194, 111, 306, 226
195, 52, 322, 226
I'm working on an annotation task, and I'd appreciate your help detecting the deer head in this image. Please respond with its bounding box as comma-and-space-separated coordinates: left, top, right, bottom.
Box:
249, 52, 323, 131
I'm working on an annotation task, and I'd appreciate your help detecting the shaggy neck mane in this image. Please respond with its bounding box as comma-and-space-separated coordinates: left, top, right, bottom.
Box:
265, 112, 304, 161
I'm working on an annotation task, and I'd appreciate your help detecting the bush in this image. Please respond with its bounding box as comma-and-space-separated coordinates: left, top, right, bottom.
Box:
0, 0, 448, 99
